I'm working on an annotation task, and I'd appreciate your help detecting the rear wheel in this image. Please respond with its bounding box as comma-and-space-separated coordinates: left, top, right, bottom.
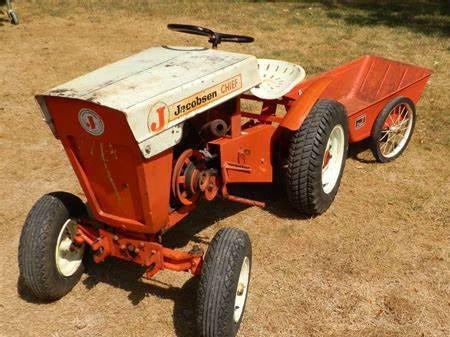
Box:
197, 227, 252, 337
370, 97, 416, 163
286, 99, 348, 215
18, 192, 87, 301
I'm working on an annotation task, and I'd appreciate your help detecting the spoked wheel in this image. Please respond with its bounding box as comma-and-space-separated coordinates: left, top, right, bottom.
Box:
18, 192, 87, 300
197, 227, 252, 337
286, 99, 348, 215
370, 97, 416, 163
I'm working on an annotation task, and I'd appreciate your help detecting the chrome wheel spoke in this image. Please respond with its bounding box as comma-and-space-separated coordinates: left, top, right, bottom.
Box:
379, 130, 390, 142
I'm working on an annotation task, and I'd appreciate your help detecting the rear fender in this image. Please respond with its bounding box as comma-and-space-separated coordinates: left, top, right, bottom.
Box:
280, 77, 333, 131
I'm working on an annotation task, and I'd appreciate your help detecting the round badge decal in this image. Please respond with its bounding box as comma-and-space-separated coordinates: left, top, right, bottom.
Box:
78, 108, 104, 136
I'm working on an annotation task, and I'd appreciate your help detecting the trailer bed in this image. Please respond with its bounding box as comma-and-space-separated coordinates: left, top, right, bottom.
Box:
287, 55, 432, 142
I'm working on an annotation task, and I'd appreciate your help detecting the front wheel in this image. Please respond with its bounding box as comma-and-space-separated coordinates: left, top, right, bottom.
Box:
18, 192, 87, 301
286, 99, 349, 215
197, 227, 252, 337
8, 10, 19, 25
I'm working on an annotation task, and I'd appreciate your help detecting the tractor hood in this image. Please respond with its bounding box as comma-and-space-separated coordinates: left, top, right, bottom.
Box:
36, 46, 261, 158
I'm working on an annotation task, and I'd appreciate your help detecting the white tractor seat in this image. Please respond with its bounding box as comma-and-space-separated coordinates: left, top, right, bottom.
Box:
250, 59, 306, 100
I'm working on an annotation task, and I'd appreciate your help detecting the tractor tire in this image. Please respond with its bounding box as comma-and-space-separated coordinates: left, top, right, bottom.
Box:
286, 99, 348, 215
9, 10, 19, 25
18, 192, 87, 301
370, 96, 416, 163
197, 227, 252, 337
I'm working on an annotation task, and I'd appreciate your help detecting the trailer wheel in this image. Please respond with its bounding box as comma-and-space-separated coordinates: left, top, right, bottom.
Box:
370, 97, 416, 163
18, 192, 87, 301
197, 227, 252, 337
286, 99, 348, 215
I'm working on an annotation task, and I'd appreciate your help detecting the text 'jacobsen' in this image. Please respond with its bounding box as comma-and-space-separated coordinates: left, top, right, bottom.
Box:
168, 75, 242, 122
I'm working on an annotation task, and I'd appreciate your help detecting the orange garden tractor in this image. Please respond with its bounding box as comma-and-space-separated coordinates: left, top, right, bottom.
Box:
18, 24, 431, 337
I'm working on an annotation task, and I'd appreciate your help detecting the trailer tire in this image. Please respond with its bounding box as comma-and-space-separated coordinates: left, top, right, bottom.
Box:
286, 99, 348, 215
18, 192, 87, 301
197, 227, 252, 337
370, 97, 416, 163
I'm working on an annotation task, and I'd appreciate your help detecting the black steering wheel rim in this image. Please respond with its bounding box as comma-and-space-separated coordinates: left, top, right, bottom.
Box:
167, 24, 254, 48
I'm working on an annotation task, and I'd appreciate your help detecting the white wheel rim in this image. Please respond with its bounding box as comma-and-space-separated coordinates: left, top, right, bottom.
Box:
55, 219, 84, 277
322, 124, 345, 194
233, 256, 250, 323
379, 103, 414, 158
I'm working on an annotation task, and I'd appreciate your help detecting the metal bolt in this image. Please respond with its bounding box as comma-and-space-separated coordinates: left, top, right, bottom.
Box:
127, 244, 135, 252
94, 246, 104, 256
237, 283, 245, 296
113, 235, 119, 241
145, 145, 151, 155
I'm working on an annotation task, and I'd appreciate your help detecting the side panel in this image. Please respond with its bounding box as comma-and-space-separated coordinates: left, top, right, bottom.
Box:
210, 124, 276, 183
45, 97, 172, 234
347, 78, 430, 143
132, 57, 261, 158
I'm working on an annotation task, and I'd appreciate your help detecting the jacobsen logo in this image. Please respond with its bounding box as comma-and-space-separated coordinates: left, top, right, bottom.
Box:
148, 75, 242, 133
168, 75, 242, 122
173, 91, 218, 117
78, 108, 104, 136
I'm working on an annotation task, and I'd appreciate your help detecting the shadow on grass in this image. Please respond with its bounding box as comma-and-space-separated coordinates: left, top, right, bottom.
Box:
348, 138, 376, 163
17, 259, 199, 337
81, 259, 199, 337
297, 0, 450, 37
162, 198, 248, 249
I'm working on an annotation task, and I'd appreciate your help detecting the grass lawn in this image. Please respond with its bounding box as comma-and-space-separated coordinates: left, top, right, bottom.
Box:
0, 1, 448, 337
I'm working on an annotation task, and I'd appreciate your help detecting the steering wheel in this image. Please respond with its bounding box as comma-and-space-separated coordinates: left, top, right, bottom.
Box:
167, 24, 254, 49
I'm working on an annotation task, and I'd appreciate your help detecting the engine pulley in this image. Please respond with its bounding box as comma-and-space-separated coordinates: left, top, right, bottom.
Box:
171, 149, 220, 206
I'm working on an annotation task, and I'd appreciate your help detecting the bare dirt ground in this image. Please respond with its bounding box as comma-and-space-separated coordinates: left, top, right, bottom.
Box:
0, 1, 449, 337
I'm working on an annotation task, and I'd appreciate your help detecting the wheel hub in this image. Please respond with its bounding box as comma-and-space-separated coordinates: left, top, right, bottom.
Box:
321, 125, 345, 194
233, 256, 250, 323
55, 219, 85, 277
